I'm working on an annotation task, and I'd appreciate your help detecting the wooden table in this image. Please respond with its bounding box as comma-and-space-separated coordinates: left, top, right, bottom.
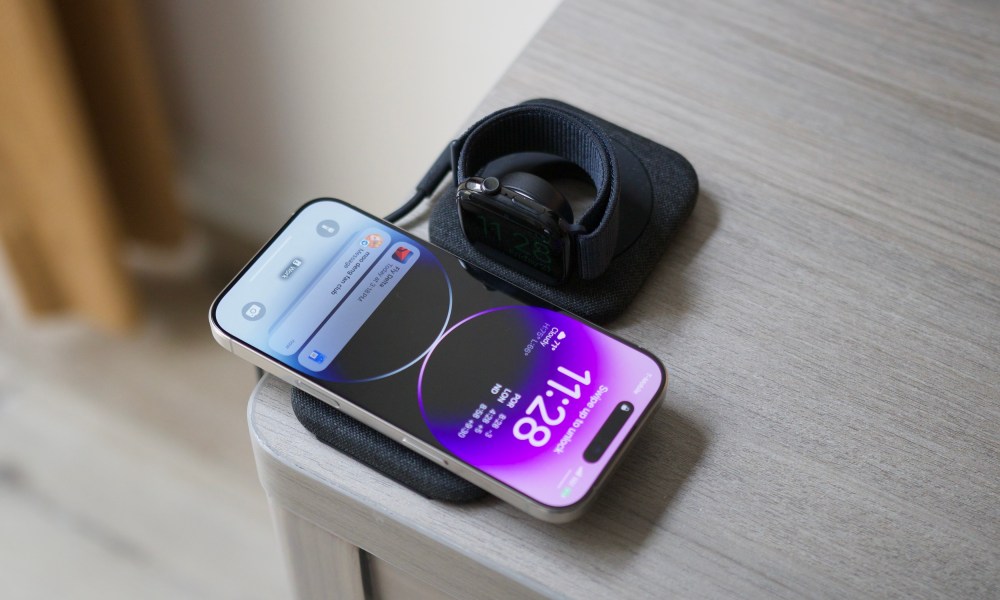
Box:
249, 0, 1000, 597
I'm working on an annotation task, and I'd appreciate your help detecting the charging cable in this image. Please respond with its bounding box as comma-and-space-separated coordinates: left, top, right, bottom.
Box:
384, 146, 452, 223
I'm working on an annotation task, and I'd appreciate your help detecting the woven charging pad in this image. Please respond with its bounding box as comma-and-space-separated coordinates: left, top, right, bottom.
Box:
430, 98, 698, 323
290, 385, 486, 502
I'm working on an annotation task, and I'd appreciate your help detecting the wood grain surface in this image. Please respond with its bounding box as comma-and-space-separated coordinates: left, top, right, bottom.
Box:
251, 0, 1000, 597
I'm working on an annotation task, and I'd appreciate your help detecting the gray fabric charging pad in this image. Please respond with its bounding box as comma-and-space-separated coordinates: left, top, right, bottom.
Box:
290, 385, 487, 502
431, 98, 699, 323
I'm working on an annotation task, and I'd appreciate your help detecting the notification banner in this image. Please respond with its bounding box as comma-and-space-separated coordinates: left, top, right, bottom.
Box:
269, 228, 392, 356
298, 241, 420, 371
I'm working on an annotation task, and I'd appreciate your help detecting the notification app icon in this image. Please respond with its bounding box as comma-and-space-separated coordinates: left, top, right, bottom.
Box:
392, 246, 413, 264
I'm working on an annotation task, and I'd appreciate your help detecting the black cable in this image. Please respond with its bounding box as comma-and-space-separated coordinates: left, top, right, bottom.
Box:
383, 189, 426, 224
384, 145, 453, 223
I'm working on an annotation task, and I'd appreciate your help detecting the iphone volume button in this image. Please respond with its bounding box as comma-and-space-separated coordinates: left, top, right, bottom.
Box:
400, 437, 447, 466
295, 379, 340, 409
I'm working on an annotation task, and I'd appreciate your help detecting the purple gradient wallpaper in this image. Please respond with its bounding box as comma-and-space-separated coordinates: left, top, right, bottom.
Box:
418, 306, 662, 506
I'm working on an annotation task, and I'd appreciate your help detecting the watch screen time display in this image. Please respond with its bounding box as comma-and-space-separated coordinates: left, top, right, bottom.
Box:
213, 200, 664, 508
465, 209, 559, 276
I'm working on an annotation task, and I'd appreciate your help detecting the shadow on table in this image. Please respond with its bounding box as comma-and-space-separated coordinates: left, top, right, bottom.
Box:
613, 189, 720, 332
664, 188, 719, 308
553, 404, 706, 549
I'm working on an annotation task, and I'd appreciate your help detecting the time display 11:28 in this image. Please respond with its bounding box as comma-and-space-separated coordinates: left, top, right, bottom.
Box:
513, 365, 591, 447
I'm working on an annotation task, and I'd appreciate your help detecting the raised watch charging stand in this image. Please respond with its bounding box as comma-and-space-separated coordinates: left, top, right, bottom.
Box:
287, 99, 698, 501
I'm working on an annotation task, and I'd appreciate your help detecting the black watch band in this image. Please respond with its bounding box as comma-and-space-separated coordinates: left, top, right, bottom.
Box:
452, 104, 621, 280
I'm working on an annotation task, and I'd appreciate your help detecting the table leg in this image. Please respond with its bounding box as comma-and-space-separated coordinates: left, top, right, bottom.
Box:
269, 503, 367, 600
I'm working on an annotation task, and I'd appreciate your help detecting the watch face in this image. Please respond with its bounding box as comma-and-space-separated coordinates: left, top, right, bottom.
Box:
458, 191, 571, 284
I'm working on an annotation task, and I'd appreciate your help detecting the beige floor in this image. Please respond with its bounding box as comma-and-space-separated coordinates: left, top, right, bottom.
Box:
0, 245, 290, 598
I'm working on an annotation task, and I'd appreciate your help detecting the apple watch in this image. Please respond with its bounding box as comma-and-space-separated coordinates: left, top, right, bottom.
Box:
456, 173, 578, 285
452, 104, 622, 285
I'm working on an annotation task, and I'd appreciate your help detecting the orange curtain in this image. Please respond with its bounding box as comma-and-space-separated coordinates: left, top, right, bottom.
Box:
0, 0, 184, 332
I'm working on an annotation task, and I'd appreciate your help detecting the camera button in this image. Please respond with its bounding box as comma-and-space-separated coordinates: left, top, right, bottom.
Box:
400, 437, 446, 466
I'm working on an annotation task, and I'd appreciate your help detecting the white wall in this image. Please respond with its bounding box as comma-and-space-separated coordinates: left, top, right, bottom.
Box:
140, 0, 560, 240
